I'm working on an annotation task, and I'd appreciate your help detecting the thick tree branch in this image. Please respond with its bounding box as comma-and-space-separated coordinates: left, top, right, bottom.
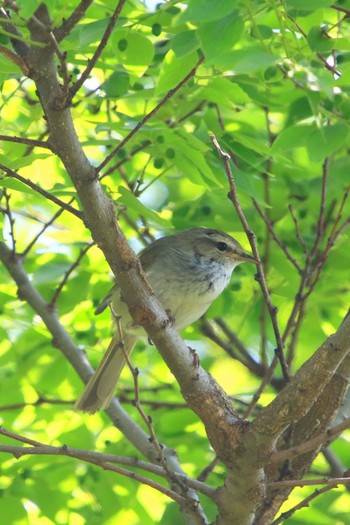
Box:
253, 318, 350, 437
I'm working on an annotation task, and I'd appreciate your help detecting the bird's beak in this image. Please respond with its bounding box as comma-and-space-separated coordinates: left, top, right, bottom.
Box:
229, 251, 259, 264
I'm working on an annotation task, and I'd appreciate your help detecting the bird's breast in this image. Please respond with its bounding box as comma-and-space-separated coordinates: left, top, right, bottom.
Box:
147, 262, 232, 330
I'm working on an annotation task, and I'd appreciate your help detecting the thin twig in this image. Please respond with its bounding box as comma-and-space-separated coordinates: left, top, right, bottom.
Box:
0, 427, 215, 500
259, 111, 276, 367
285, 302, 306, 366
283, 274, 309, 344
100, 141, 152, 180
177, 100, 207, 124
48, 31, 71, 95
0, 134, 50, 148
197, 456, 219, 482
98, 55, 205, 172
243, 355, 279, 419
22, 198, 75, 257
271, 484, 339, 525
54, 0, 94, 42
113, 316, 190, 497
210, 133, 289, 382
119, 395, 187, 410
200, 317, 242, 357
323, 183, 350, 250
2, 189, 16, 253
253, 199, 302, 274
0, 163, 83, 220
212, 318, 264, 375
284, 183, 350, 360
304, 216, 350, 301
288, 204, 310, 259
311, 157, 329, 257
0, 426, 43, 447
0, 7, 30, 56
215, 104, 225, 131
287, 15, 341, 76
0, 43, 28, 73
0, 442, 188, 505
0, 395, 187, 411
49, 242, 95, 306
271, 476, 350, 488
0, 397, 73, 411
302, 184, 350, 301
331, 4, 350, 17
270, 418, 350, 464
69, 0, 127, 100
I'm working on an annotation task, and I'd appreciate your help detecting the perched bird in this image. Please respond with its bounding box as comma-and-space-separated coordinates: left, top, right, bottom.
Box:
75, 228, 257, 413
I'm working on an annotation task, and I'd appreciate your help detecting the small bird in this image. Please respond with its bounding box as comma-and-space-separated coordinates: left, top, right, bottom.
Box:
75, 228, 257, 413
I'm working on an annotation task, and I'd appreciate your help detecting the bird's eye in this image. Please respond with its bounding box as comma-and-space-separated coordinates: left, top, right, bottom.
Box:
217, 242, 227, 252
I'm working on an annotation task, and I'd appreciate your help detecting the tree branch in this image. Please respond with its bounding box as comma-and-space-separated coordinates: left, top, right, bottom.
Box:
49, 241, 95, 306
54, 0, 94, 42
0, 134, 50, 148
252, 316, 350, 438
69, 0, 127, 100
210, 133, 289, 382
0, 426, 216, 500
22, 199, 75, 257
270, 418, 350, 464
0, 163, 83, 219
271, 476, 350, 489
98, 55, 205, 172
271, 483, 339, 525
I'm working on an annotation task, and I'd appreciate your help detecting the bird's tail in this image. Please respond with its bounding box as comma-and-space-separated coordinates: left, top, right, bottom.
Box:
75, 333, 137, 414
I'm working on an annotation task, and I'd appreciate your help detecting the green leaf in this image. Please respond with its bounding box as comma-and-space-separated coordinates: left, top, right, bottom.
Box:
200, 78, 250, 106
155, 50, 199, 95
234, 168, 265, 204
286, 0, 333, 9
306, 124, 349, 162
213, 47, 276, 72
16, 0, 41, 19
113, 31, 154, 66
78, 19, 110, 48
197, 12, 244, 59
307, 27, 333, 53
0, 54, 22, 74
174, 130, 219, 185
271, 125, 313, 154
271, 124, 315, 152
33, 258, 71, 285
1, 153, 51, 171
0, 497, 27, 523
181, 0, 238, 23
0, 177, 38, 195
117, 187, 169, 227
332, 38, 350, 51
101, 71, 130, 98
171, 31, 200, 58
